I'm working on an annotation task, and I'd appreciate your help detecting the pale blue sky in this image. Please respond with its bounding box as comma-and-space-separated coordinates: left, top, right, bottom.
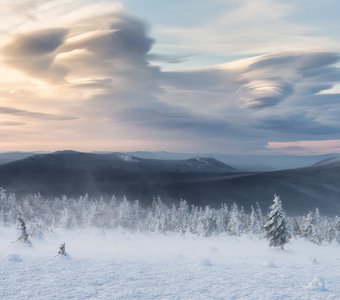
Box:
124, 0, 340, 70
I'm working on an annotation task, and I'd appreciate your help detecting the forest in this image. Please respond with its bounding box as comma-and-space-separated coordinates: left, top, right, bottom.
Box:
1, 188, 339, 246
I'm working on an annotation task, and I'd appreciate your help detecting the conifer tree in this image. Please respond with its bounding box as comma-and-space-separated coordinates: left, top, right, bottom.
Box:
249, 205, 263, 237
198, 206, 217, 237
334, 216, 340, 244
264, 195, 290, 249
301, 210, 323, 245
215, 203, 228, 234
16, 216, 32, 247
227, 203, 242, 236
312, 208, 323, 245
57, 242, 67, 256
324, 220, 336, 243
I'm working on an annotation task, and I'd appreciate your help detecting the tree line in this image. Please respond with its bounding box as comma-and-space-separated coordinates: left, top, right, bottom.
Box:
1, 189, 340, 246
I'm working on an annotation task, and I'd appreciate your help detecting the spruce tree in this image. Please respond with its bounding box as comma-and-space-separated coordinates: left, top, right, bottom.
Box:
264, 195, 290, 249
324, 220, 336, 243
301, 211, 323, 245
57, 242, 67, 256
249, 205, 263, 237
227, 203, 242, 236
16, 216, 32, 247
334, 216, 340, 244
291, 217, 301, 238
198, 206, 217, 237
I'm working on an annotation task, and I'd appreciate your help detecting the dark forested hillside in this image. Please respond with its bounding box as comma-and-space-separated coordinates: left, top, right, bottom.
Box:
0, 151, 340, 215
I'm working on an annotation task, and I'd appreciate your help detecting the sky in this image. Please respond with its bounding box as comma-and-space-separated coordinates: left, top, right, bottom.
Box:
0, 0, 339, 155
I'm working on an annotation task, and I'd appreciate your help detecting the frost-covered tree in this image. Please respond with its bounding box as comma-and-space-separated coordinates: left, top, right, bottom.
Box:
117, 196, 133, 229
227, 203, 242, 236
188, 205, 200, 235
291, 217, 302, 238
301, 211, 313, 237
197, 206, 217, 237
334, 216, 340, 244
301, 210, 323, 245
145, 197, 170, 233
264, 195, 290, 249
216, 203, 228, 234
59, 207, 77, 229
0, 188, 7, 225
1, 189, 340, 241
249, 205, 264, 237
255, 202, 265, 228
313, 208, 323, 245
131, 200, 143, 231
324, 220, 336, 243
57, 242, 67, 256
0, 191, 17, 226
176, 199, 190, 233
16, 216, 32, 247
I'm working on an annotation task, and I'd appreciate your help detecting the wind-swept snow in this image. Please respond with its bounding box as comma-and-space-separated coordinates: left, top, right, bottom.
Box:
1, 228, 340, 299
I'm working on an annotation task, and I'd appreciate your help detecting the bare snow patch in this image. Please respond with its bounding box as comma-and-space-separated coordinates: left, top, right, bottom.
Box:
200, 258, 213, 267
310, 257, 319, 264
306, 277, 327, 291
262, 260, 276, 268
7, 254, 22, 263
118, 153, 139, 162
209, 246, 218, 253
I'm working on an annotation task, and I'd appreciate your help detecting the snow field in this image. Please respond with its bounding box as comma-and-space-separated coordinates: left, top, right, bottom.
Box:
1, 227, 340, 299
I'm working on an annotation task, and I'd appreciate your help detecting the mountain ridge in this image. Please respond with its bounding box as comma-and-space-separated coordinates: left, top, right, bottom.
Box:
0, 150, 340, 215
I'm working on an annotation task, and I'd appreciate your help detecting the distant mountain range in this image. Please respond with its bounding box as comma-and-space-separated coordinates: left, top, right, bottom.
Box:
0, 150, 240, 202
0, 150, 340, 215
0, 152, 39, 166
125, 151, 340, 171
1, 150, 340, 171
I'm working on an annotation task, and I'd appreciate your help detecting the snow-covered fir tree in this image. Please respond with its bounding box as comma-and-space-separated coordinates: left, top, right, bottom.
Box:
16, 216, 32, 247
197, 206, 217, 237
264, 195, 290, 249
216, 203, 228, 234
312, 208, 323, 245
301, 210, 323, 245
117, 196, 133, 229
335, 216, 340, 244
324, 220, 336, 243
57, 242, 67, 256
255, 202, 265, 234
227, 203, 242, 236
249, 205, 263, 237
176, 199, 190, 233
0, 191, 17, 226
291, 217, 302, 238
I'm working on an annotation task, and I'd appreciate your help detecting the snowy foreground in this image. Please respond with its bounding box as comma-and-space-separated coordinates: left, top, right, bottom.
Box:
1, 228, 340, 300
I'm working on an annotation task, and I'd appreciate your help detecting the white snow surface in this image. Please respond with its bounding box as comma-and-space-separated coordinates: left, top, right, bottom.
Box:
118, 153, 138, 162
1, 227, 340, 300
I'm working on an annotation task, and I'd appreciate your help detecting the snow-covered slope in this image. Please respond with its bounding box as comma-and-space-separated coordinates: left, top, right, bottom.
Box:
1, 228, 340, 300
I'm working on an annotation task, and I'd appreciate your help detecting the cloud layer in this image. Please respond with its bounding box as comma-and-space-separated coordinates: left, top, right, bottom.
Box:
0, 0, 339, 154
